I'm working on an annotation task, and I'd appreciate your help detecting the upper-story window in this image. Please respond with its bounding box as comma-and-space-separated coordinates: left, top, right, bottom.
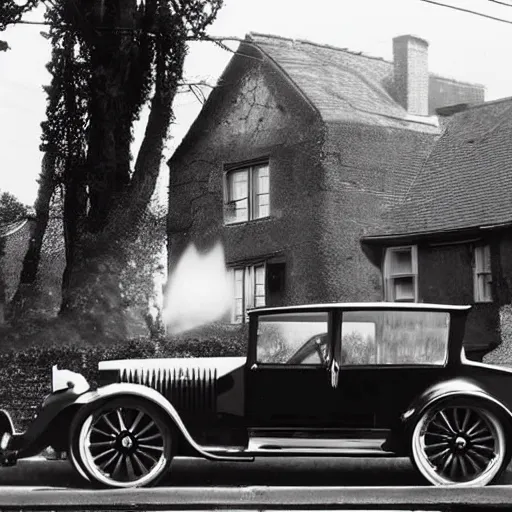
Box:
225, 163, 269, 224
473, 244, 492, 303
383, 245, 418, 302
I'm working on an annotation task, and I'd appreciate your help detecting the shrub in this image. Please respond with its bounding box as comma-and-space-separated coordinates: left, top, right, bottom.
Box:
0, 323, 248, 431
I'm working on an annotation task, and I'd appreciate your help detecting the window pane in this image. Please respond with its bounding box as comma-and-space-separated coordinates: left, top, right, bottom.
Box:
257, 312, 328, 365
342, 321, 376, 365
234, 269, 244, 299
256, 202, 269, 218
231, 171, 248, 200
231, 198, 248, 222
255, 165, 269, 194
255, 296, 266, 307
390, 249, 412, 275
255, 265, 265, 284
254, 266, 266, 307
253, 165, 270, 219
341, 310, 449, 366
477, 274, 492, 302
392, 276, 414, 301
475, 245, 491, 273
235, 298, 244, 318
483, 245, 491, 273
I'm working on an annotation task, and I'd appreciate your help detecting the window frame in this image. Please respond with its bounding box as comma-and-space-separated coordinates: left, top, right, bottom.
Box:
473, 244, 493, 303
252, 309, 333, 368
230, 262, 267, 324
383, 245, 419, 303
338, 308, 450, 369
224, 162, 270, 225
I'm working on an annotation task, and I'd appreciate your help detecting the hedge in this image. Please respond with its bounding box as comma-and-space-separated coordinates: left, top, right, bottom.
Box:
0, 323, 248, 431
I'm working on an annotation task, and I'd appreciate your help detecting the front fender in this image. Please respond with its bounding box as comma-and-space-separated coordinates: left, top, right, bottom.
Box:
402, 377, 512, 428
75, 383, 253, 462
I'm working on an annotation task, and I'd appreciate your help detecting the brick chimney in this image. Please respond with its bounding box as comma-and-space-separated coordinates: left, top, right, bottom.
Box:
393, 35, 429, 116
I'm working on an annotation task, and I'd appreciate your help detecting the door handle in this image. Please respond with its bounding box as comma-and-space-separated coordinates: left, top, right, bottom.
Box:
251, 363, 258, 371
330, 359, 340, 389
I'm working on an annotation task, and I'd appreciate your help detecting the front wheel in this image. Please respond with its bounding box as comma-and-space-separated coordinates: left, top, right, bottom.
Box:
69, 397, 174, 488
411, 401, 508, 486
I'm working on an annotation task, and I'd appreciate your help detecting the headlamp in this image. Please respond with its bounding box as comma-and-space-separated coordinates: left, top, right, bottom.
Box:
51, 365, 90, 394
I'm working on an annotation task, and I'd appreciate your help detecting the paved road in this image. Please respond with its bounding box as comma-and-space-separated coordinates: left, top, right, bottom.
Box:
1, 455, 512, 488
0, 456, 426, 488
0, 458, 511, 509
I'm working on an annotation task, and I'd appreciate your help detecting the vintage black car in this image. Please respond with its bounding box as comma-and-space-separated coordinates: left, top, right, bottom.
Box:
0, 303, 511, 488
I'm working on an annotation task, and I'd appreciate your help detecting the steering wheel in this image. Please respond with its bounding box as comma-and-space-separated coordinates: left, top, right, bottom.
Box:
314, 336, 328, 365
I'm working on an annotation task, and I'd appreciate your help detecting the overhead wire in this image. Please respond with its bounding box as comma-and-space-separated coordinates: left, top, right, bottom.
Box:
420, 0, 512, 24
488, 0, 512, 7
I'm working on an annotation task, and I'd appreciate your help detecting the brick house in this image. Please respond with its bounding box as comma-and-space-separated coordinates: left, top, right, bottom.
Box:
167, 34, 484, 332
362, 98, 512, 360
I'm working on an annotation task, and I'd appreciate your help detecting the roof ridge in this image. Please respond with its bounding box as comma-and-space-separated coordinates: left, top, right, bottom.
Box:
430, 73, 486, 89
248, 33, 487, 89
248, 32, 390, 63
462, 95, 512, 111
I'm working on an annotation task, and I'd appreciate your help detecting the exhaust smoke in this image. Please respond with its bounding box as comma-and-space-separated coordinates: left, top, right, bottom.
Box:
163, 242, 233, 334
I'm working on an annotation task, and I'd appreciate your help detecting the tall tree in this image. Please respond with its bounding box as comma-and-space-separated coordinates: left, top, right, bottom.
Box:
2, 0, 223, 338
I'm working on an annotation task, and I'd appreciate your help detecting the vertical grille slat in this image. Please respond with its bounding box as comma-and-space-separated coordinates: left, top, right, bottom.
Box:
119, 365, 217, 414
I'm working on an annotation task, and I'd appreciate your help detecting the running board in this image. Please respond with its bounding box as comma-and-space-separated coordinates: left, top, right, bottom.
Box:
247, 436, 394, 456
202, 437, 395, 458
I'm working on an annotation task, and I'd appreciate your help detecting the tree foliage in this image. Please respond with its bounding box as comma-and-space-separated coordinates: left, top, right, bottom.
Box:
1, 0, 224, 337
0, 0, 39, 50
0, 192, 29, 224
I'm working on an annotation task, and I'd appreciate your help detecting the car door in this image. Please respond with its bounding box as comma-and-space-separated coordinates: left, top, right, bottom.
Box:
245, 309, 337, 429
334, 308, 452, 430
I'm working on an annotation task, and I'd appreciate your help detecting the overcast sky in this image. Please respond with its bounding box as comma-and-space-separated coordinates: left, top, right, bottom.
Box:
1, 0, 512, 206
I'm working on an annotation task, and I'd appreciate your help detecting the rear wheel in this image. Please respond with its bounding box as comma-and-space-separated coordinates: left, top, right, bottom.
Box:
69, 397, 173, 488
411, 401, 508, 486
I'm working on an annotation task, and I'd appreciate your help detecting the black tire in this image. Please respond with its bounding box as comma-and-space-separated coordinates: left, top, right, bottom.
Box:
68, 396, 174, 488
410, 399, 509, 486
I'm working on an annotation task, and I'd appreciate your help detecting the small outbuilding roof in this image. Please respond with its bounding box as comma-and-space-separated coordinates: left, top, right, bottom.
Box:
369, 96, 512, 238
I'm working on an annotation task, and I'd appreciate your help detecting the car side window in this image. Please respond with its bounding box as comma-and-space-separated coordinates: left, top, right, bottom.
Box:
340, 310, 449, 366
256, 312, 329, 365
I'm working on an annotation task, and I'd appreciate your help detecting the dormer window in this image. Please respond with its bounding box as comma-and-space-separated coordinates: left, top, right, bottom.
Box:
383, 245, 418, 302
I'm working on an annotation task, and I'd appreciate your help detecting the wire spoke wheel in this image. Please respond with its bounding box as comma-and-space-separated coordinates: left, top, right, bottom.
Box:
71, 398, 173, 488
412, 403, 506, 486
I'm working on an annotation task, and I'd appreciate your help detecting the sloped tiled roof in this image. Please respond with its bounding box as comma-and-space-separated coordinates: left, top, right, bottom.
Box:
0, 219, 29, 238
247, 33, 483, 132
375, 97, 512, 236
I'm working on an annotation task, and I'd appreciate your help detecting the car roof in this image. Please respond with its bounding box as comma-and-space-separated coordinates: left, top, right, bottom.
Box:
248, 302, 471, 315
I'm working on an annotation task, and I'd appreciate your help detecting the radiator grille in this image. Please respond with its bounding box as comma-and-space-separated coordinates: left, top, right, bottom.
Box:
119, 367, 217, 413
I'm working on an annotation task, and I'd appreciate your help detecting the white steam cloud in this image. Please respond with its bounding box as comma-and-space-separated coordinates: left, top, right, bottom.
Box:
163, 242, 233, 335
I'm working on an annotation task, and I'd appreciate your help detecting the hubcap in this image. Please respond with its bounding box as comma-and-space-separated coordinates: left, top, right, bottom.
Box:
454, 436, 467, 451
120, 434, 134, 450
79, 405, 168, 487
413, 405, 505, 486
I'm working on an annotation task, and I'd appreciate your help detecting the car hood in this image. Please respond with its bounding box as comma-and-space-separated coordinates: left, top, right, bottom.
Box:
99, 356, 247, 379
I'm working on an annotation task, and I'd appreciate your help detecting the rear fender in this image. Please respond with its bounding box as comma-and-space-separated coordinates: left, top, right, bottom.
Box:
75, 383, 253, 462
402, 377, 512, 431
